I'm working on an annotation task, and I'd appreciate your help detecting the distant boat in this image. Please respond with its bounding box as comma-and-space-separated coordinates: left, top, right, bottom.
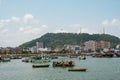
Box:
32, 63, 50, 68
69, 55, 78, 58
68, 68, 87, 71
78, 55, 86, 60
115, 53, 120, 57
0, 56, 2, 61
22, 58, 29, 62
11, 56, 22, 59
51, 56, 58, 59
2, 57, 11, 62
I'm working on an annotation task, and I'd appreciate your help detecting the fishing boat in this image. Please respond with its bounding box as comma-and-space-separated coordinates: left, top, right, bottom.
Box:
30, 55, 51, 63
32, 55, 51, 68
53, 60, 75, 67
68, 68, 87, 71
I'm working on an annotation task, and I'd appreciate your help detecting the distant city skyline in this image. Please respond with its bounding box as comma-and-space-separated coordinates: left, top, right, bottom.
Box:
0, 0, 120, 47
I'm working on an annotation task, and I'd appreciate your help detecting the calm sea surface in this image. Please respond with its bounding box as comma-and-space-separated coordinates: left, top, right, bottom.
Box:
0, 56, 120, 80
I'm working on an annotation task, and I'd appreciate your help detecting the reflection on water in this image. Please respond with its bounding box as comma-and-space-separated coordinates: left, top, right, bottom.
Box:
0, 57, 120, 80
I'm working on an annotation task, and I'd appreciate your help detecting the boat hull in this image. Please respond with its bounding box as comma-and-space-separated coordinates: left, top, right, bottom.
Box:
68, 68, 87, 71
53, 61, 74, 67
32, 64, 50, 68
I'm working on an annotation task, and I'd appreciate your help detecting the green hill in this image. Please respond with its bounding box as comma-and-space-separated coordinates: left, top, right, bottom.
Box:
19, 33, 120, 48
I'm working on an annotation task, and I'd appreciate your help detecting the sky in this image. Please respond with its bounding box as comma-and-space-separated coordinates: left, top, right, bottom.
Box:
0, 0, 120, 47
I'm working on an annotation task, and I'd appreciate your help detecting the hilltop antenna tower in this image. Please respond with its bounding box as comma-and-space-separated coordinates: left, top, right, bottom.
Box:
103, 27, 105, 34
80, 27, 82, 34
79, 27, 83, 52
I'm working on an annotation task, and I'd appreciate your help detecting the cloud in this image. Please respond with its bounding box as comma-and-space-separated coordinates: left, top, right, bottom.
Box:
77, 28, 89, 34
0, 16, 20, 28
55, 29, 68, 33
11, 16, 20, 23
0, 19, 11, 24
102, 19, 120, 27
0, 17, 20, 23
68, 24, 86, 33
0, 22, 8, 34
111, 19, 120, 26
0, 38, 27, 47
19, 25, 48, 35
23, 14, 34, 23
0, 22, 4, 27
0, 13, 37, 28
19, 26, 41, 35
69, 24, 82, 28
41, 25, 48, 28
0, 29, 8, 34
81, 28, 89, 33
102, 19, 109, 27
0, 26, 8, 34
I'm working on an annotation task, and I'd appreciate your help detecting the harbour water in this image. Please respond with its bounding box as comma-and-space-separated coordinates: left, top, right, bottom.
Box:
0, 57, 120, 80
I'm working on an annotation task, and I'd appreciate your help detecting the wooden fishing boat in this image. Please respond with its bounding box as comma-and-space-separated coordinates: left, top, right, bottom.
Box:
53, 60, 75, 67
68, 68, 87, 71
